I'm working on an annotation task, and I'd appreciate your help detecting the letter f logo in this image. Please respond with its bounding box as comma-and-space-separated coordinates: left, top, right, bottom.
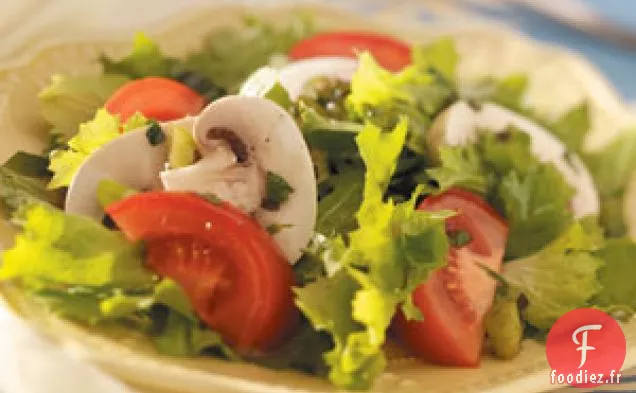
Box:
572, 324, 603, 368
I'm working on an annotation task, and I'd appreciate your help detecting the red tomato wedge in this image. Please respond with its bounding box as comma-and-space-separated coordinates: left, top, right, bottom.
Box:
288, 32, 412, 72
106, 192, 298, 353
105, 77, 205, 122
394, 188, 508, 367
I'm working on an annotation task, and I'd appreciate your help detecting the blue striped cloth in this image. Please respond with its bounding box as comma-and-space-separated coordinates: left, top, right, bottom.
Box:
460, 0, 636, 102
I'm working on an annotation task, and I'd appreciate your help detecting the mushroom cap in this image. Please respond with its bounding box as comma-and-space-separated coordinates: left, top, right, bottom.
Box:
436, 101, 600, 218
65, 117, 195, 221
193, 95, 317, 263
66, 96, 317, 264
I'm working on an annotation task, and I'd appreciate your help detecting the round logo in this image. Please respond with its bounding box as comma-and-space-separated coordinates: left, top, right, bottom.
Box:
546, 308, 626, 388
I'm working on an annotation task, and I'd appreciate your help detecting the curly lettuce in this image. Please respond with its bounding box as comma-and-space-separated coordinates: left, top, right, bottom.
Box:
296, 118, 450, 390
47, 109, 148, 189
184, 15, 314, 92
346, 39, 458, 154
38, 74, 130, 139
501, 222, 604, 330
0, 204, 151, 288
0, 203, 235, 357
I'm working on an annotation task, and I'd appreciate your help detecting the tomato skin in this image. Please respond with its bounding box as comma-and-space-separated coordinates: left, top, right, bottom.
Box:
105, 77, 205, 122
106, 192, 298, 352
288, 32, 411, 72
393, 188, 508, 367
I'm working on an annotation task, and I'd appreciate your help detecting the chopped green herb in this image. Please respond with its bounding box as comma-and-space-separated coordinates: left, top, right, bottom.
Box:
299, 77, 352, 121
169, 67, 227, 102
199, 193, 223, 205
266, 223, 294, 235
146, 122, 166, 146
448, 230, 472, 247
262, 171, 294, 210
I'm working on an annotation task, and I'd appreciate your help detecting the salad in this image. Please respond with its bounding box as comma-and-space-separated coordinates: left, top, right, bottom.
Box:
0, 14, 635, 391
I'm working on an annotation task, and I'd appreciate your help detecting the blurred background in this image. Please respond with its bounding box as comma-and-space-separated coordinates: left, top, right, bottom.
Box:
428, 0, 636, 102
2, 0, 636, 105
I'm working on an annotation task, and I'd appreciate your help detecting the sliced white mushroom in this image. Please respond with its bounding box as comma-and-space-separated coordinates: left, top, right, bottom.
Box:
432, 101, 600, 218
241, 57, 358, 101
160, 140, 264, 213
65, 117, 195, 221
161, 96, 317, 263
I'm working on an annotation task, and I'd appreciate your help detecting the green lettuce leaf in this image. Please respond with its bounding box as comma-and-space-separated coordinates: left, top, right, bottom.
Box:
0, 203, 236, 358
153, 311, 194, 356
98, 291, 154, 319
97, 179, 138, 209
411, 37, 458, 82
346, 39, 458, 154
95, 278, 194, 323
100, 33, 174, 79
0, 204, 152, 288
153, 311, 237, 359
593, 239, 636, 310
3, 152, 51, 179
425, 126, 575, 259
0, 203, 243, 363
262, 171, 294, 210
251, 320, 332, 376
477, 128, 536, 176
496, 165, 575, 259
316, 168, 364, 236
488, 74, 528, 111
0, 154, 64, 215
184, 15, 314, 92
167, 125, 197, 169
296, 119, 450, 390
502, 222, 604, 330
48, 109, 148, 189
36, 288, 105, 325
468, 128, 575, 258
100, 33, 226, 101
425, 145, 488, 195
38, 74, 130, 138
295, 271, 372, 388
300, 234, 347, 282
583, 128, 636, 236
293, 255, 326, 288
549, 103, 590, 154
461, 74, 528, 111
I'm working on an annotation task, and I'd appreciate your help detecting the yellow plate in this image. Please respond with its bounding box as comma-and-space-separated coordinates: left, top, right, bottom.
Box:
0, 3, 635, 393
